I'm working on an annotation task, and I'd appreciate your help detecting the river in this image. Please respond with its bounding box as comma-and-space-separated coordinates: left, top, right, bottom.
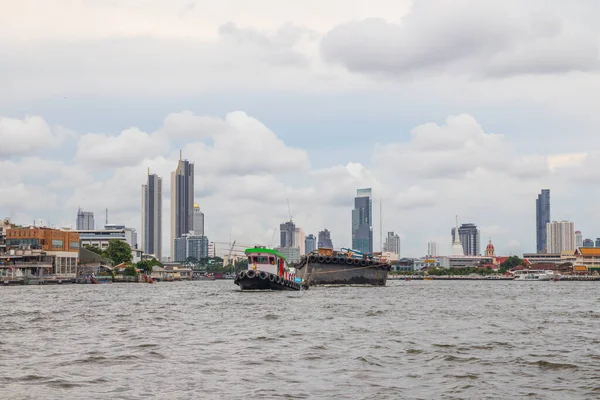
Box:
1, 280, 599, 399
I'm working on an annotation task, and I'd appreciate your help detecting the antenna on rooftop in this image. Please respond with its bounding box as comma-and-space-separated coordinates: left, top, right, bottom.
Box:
105, 208, 108, 226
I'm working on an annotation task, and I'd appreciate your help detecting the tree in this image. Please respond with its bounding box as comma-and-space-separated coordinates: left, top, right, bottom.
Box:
500, 256, 525, 270
84, 244, 105, 257
123, 264, 138, 276
135, 260, 153, 274
105, 240, 132, 265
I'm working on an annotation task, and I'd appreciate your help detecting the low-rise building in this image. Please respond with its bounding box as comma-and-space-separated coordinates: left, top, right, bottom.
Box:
77, 225, 137, 250
574, 247, 600, 272
173, 233, 209, 262
438, 256, 493, 269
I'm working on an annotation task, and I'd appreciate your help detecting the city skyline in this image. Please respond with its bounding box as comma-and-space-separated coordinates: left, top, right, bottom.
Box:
3, 2, 600, 258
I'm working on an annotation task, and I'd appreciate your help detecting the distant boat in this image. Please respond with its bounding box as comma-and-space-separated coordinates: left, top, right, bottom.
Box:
235, 247, 302, 291
511, 270, 555, 281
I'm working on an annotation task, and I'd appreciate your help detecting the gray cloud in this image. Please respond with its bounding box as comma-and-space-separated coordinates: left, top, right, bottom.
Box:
320, 0, 600, 78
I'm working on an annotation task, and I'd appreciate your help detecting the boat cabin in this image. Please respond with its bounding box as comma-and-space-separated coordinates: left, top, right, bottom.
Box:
245, 247, 292, 278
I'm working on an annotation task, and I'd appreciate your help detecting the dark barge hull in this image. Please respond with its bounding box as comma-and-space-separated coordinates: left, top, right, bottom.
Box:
295, 255, 390, 286
234, 270, 301, 291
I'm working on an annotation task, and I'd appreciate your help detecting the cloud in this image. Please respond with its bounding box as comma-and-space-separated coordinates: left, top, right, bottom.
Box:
394, 186, 436, 210
320, 0, 600, 78
0, 116, 73, 158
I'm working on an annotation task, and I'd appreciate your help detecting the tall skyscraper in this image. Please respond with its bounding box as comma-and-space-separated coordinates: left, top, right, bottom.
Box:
318, 229, 333, 249
452, 221, 480, 256
294, 227, 305, 255
76, 209, 95, 230
142, 172, 162, 259
536, 189, 551, 253
427, 241, 439, 257
305, 234, 317, 254
384, 231, 400, 256
352, 188, 373, 254
280, 221, 295, 248
546, 221, 575, 253
575, 231, 583, 249
170, 153, 194, 260
192, 204, 204, 236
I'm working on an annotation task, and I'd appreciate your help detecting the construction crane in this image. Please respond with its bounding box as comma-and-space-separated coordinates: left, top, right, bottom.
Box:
227, 240, 236, 272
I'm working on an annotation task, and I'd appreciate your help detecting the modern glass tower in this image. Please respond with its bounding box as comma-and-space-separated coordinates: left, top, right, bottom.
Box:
142, 171, 162, 259
352, 188, 373, 254
170, 152, 194, 260
536, 189, 551, 253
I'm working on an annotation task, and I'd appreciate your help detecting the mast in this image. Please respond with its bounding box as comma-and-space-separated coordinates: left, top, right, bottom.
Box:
380, 199, 383, 253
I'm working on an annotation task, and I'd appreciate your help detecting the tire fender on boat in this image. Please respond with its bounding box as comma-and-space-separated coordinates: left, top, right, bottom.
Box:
246, 270, 256, 279
259, 271, 268, 280
346, 258, 353, 265
309, 256, 317, 263
268, 273, 276, 282
239, 271, 247, 279
331, 257, 339, 264
318, 256, 325, 263
325, 257, 332, 263
353, 259, 361, 265
360, 260, 367, 266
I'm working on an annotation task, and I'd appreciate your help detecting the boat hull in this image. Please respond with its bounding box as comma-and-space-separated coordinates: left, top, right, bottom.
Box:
235, 270, 301, 291
295, 256, 390, 286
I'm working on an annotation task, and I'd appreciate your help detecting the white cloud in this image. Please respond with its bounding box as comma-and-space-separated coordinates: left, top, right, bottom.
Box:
321, 0, 600, 78
0, 116, 72, 158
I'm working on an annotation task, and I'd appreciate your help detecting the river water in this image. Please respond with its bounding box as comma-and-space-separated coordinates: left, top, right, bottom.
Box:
1, 280, 599, 399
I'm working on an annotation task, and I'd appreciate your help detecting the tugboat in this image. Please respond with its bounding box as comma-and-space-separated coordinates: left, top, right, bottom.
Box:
234, 247, 302, 290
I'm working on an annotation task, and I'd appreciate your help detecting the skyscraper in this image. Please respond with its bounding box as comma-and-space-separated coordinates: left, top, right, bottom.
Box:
427, 241, 439, 257
294, 227, 305, 255
142, 172, 162, 259
76, 209, 95, 230
352, 188, 373, 254
192, 204, 204, 236
575, 231, 583, 249
536, 189, 551, 253
546, 220, 575, 253
170, 153, 194, 260
318, 229, 333, 249
384, 231, 400, 256
280, 221, 295, 248
305, 234, 317, 254
452, 222, 480, 256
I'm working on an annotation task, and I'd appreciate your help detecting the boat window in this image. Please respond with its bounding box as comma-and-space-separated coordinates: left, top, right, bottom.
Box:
269, 257, 275, 265
248, 256, 253, 263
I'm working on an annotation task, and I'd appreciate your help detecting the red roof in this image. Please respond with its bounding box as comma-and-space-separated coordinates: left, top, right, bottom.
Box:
495, 257, 531, 266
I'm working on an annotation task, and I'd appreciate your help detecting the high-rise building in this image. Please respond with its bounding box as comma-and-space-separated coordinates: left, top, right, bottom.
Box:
583, 238, 594, 247
427, 241, 439, 257
174, 233, 209, 262
383, 231, 400, 256
294, 227, 305, 255
536, 189, 551, 253
318, 229, 333, 249
170, 153, 194, 260
76, 209, 95, 230
595, 238, 600, 248
305, 234, 317, 254
142, 172, 162, 259
192, 204, 204, 236
280, 221, 295, 248
575, 231, 583, 249
451, 222, 480, 256
352, 188, 373, 254
546, 220, 575, 253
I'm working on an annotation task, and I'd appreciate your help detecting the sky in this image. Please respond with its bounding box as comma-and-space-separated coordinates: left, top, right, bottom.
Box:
2, 0, 600, 258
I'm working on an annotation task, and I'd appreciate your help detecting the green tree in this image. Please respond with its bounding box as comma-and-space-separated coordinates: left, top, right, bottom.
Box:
105, 240, 132, 265
123, 264, 138, 276
84, 244, 105, 257
500, 255, 525, 270
135, 260, 153, 274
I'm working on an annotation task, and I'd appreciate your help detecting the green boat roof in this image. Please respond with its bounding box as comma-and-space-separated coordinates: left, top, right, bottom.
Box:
245, 247, 286, 260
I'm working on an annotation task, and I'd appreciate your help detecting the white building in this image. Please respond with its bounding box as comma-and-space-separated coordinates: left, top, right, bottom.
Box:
294, 227, 305, 255
427, 241, 439, 257
383, 231, 400, 257
546, 220, 575, 253
575, 230, 583, 249
275, 247, 301, 263
193, 204, 204, 236
78, 225, 137, 250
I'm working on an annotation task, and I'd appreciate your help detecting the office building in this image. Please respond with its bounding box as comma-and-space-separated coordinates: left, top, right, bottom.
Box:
583, 238, 594, 248
536, 189, 551, 253
170, 153, 194, 260
452, 222, 480, 256
383, 231, 400, 256
76, 209, 95, 230
575, 231, 583, 249
280, 221, 295, 248
78, 224, 137, 250
427, 241, 439, 257
305, 234, 317, 254
142, 172, 162, 259
318, 229, 333, 249
546, 220, 575, 253
174, 233, 209, 262
352, 188, 373, 254
193, 204, 204, 236
294, 227, 305, 255
275, 246, 301, 263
